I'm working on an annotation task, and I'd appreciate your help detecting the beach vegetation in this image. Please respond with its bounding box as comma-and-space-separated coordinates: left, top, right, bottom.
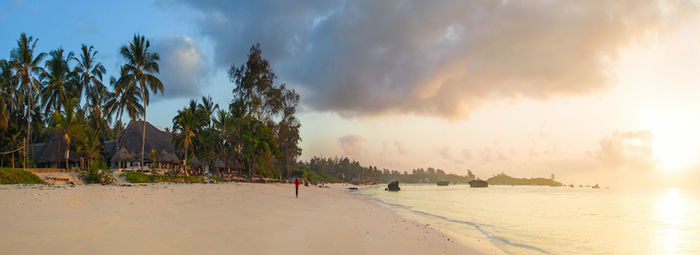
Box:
0, 168, 45, 184
122, 172, 204, 183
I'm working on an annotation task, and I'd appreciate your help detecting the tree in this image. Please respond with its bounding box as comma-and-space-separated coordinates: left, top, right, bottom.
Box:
276, 87, 302, 180
149, 149, 159, 169
228, 44, 283, 122
120, 34, 163, 171
0, 59, 15, 131
53, 98, 85, 170
105, 68, 144, 151
73, 44, 106, 113
76, 127, 103, 170
172, 107, 197, 176
40, 48, 75, 117
10, 33, 47, 167
238, 116, 279, 182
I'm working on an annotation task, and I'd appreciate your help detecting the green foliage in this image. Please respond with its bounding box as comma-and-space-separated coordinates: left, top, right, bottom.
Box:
83, 169, 116, 184
290, 167, 325, 182
486, 173, 563, 186
122, 172, 204, 183
0, 168, 45, 184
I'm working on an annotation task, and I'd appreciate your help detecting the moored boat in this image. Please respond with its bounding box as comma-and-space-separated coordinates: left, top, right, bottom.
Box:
436, 181, 449, 186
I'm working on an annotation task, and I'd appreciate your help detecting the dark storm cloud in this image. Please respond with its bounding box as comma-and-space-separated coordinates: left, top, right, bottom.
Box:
166, 0, 696, 118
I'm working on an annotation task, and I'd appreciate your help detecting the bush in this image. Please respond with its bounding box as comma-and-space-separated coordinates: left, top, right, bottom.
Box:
0, 168, 45, 184
122, 172, 204, 184
81, 159, 116, 184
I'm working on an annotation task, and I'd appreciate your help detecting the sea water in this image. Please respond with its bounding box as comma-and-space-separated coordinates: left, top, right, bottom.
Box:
362, 184, 700, 255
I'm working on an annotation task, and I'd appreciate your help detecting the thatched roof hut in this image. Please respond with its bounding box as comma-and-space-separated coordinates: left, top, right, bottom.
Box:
34, 131, 80, 167
165, 152, 180, 164
110, 147, 134, 162
157, 150, 171, 163
116, 120, 175, 163
189, 155, 202, 167
213, 158, 225, 169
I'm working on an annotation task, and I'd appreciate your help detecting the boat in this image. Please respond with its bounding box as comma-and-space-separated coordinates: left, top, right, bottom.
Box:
468, 179, 488, 188
436, 181, 449, 186
592, 184, 600, 189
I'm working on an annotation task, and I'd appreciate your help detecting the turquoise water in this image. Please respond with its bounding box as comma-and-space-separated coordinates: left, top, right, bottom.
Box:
362, 184, 700, 255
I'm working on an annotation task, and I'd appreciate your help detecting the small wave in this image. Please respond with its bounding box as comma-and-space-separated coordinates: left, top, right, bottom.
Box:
368, 195, 551, 255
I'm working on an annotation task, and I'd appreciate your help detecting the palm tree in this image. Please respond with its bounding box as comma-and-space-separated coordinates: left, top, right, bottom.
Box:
40, 48, 75, 116
10, 33, 47, 167
76, 127, 103, 171
53, 98, 85, 170
0, 59, 15, 131
105, 70, 143, 151
149, 149, 159, 170
173, 108, 196, 176
120, 34, 163, 171
74, 44, 106, 113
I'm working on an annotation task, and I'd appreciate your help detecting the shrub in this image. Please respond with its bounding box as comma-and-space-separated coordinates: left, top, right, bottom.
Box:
122, 172, 204, 184
0, 168, 45, 184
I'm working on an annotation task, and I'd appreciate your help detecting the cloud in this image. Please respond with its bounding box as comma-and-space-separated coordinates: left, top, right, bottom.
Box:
393, 141, 407, 155
435, 146, 453, 160
593, 130, 656, 170
153, 35, 209, 100
338, 135, 364, 155
166, 0, 696, 118
462, 149, 473, 160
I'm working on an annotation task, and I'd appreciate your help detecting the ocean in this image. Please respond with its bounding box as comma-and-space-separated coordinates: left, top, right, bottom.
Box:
361, 184, 700, 255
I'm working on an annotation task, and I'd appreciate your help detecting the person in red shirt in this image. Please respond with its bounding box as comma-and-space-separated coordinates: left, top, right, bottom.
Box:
294, 178, 300, 198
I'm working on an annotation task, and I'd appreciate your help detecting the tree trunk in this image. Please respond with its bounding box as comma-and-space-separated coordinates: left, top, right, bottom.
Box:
184, 141, 189, 176
115, 115, 123, 151
248, 155, 255, 182
65, 141, 70, 171
141, 110, 146, 172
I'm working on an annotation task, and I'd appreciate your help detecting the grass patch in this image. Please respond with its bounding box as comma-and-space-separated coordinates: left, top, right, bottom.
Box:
0, 168, 46, 184
122, 172, 204, 184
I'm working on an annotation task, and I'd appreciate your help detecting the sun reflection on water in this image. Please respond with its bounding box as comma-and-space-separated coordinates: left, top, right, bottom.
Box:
654, 188, 685, 254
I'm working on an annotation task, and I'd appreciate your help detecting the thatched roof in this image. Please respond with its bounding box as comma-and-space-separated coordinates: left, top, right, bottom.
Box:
213, 158, 225, 169
189, 155, 202, 166
111, 147, 134, 162
164, 152, 180, 164
117, 120, 175, 162
157, 150, 171, 162
34, 132, 80, 164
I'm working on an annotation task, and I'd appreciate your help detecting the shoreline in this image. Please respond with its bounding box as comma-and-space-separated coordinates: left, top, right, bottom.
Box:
0, 182, 481, 254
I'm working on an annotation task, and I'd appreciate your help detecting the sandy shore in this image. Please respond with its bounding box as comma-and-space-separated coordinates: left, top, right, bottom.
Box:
0, 183, 479, 254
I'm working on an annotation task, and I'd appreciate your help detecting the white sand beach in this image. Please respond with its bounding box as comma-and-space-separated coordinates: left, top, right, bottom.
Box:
0, 183, 480, 254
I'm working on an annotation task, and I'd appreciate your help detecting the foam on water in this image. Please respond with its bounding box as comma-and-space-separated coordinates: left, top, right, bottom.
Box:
361, 184, 700, 255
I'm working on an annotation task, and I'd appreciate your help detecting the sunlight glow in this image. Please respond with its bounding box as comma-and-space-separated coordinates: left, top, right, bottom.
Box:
644, 110, 698, 171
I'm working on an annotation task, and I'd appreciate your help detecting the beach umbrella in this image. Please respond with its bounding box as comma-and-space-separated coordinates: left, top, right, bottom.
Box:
157, 150, 170, 163
111, 147, 134, 162
190, 155, 202, 167
213, 158, 225, 169
166, 152, 180, 164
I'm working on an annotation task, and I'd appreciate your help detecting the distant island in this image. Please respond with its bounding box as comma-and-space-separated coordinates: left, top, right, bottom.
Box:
486, 173, 562, 186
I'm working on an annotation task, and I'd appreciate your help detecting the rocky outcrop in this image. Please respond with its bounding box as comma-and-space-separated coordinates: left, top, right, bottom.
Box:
386, 181, 400, 191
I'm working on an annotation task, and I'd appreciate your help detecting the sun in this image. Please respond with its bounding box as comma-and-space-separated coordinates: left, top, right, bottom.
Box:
645, 112, 698, 170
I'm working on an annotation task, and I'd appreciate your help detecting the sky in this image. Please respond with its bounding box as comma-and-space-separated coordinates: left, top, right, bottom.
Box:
2, 0, 700, 187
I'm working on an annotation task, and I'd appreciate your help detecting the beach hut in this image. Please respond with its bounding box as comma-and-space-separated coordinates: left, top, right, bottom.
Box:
157, 149, 170, 169
110, 147, 134, 168
189, 155, 202, 174
212, 158, 225, 176
116, 120, 176, 166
